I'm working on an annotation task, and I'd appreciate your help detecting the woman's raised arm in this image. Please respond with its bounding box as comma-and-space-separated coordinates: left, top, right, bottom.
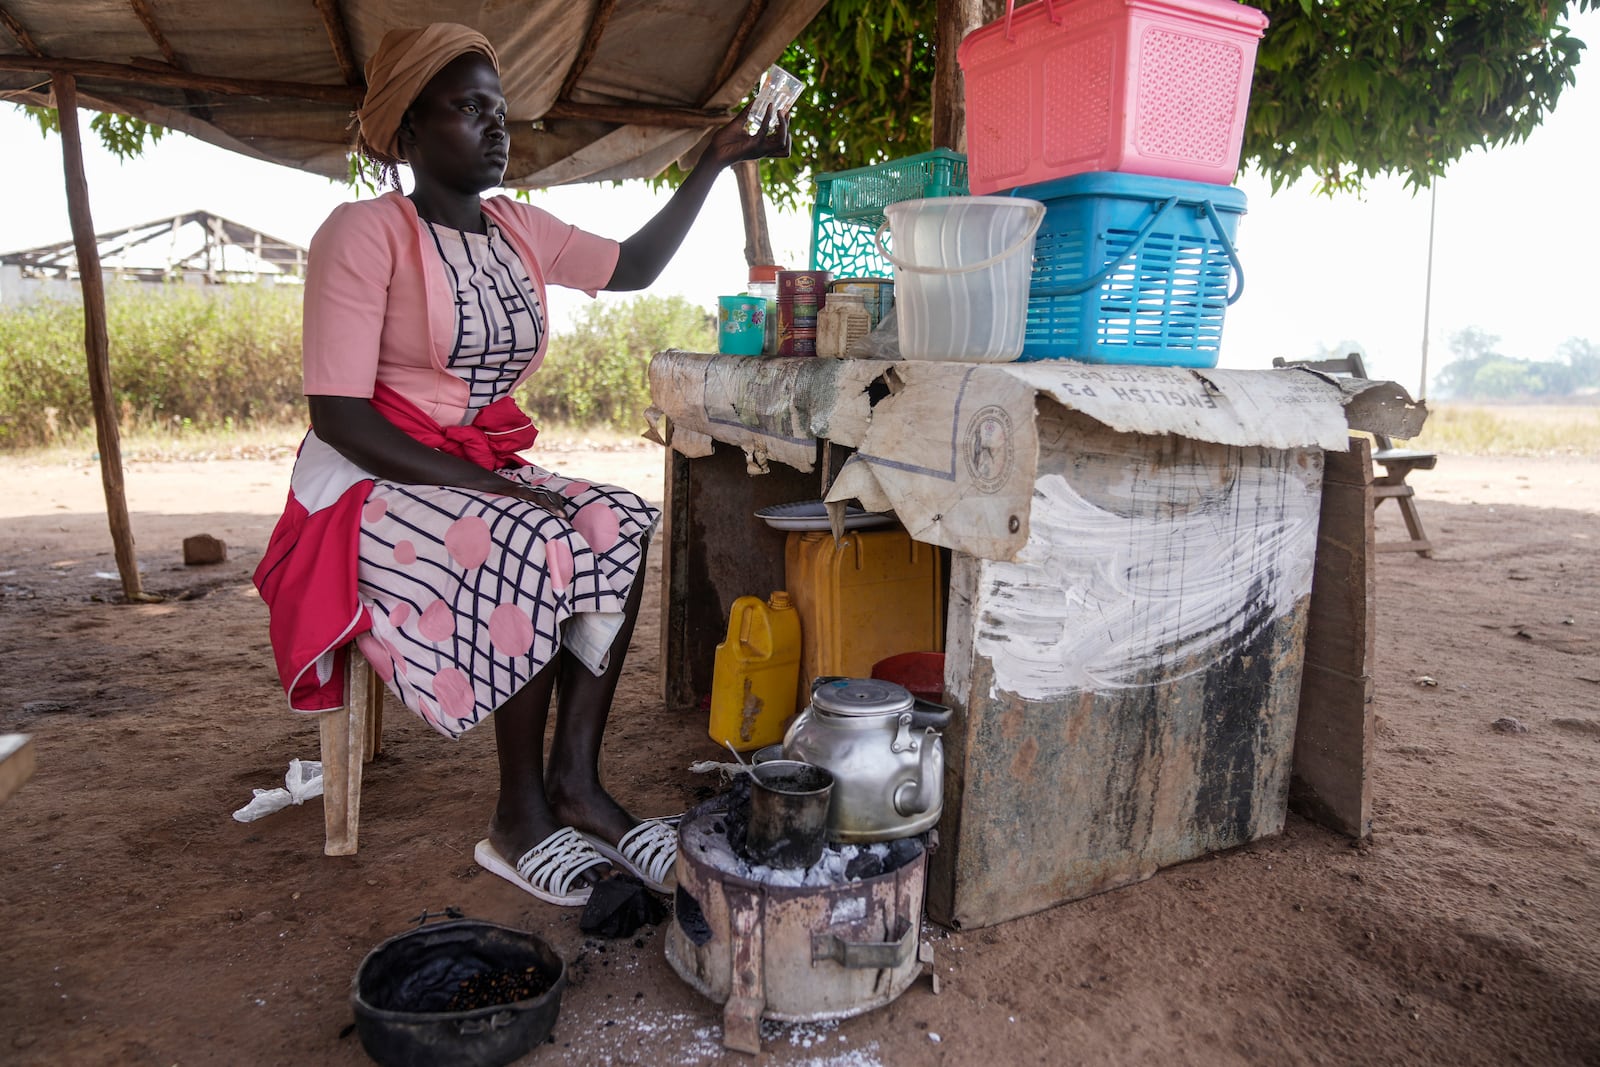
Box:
605, 105, 791, 292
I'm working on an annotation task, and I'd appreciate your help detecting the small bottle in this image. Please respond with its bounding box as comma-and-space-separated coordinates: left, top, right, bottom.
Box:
815, 291, 870, 358
747, 264, 783, 355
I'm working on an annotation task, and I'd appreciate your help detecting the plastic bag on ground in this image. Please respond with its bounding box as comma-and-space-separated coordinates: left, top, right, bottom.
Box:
232, 758, 325, 823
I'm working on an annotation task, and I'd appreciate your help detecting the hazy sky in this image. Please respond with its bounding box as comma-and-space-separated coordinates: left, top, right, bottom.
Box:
3, 6, 1596, 399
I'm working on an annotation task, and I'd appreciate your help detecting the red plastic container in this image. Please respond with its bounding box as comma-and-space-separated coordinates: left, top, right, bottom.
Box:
870, 652, 946, 704
958, 0, 1270, 194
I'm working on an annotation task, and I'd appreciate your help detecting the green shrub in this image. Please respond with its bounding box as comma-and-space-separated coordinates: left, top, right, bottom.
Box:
518, 294, 714, 430
0, 285, 714, 449
0, 283, 303, 447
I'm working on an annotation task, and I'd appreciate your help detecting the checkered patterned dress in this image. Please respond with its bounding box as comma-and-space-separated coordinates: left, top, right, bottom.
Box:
351, 221, 657, 739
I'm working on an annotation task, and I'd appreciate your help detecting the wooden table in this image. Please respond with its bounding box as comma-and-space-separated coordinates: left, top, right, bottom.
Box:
649, 353, 1421, 928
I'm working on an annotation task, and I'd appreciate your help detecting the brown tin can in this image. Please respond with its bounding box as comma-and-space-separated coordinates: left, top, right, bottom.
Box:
776, 270, 831, 356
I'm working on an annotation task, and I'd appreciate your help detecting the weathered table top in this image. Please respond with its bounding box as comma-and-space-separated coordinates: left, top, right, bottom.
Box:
648, 353, 1423, 560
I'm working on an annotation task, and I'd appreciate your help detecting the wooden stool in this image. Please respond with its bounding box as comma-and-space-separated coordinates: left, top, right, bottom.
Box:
0, 734, 35, 807
318, 644, 384, 856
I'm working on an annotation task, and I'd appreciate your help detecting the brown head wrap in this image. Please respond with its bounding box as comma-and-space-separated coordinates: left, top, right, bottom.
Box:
356, 23, 500, 165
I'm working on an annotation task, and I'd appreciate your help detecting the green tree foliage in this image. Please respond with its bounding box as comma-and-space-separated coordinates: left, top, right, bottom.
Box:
1248, 0, 1593, 192
755, 0, 1593, 202
516, 294, 714, 430
760, 0, 940, 209
1561, 337, 1600, 383
21, 105, 164, 160
1433, 326, 1600, 399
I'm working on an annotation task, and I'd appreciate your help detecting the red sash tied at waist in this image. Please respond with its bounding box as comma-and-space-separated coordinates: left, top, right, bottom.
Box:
369, 381, 538, 471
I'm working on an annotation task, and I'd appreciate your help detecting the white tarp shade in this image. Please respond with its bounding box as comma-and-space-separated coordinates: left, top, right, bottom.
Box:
0, 1, 827, 187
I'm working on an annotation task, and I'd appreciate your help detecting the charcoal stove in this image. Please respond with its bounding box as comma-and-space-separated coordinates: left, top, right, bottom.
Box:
665, 801, 931, 1054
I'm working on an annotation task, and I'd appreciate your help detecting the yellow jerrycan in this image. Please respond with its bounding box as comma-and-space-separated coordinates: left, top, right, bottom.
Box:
708, 592, 802, 752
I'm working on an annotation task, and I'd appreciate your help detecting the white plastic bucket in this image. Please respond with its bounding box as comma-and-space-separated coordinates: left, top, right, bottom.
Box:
875, 196, 1045, 362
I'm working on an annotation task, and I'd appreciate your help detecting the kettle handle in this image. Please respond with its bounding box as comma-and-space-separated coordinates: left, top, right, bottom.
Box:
909, 697, 952, 732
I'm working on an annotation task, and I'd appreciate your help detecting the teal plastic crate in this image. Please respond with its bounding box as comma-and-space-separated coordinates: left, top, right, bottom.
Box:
809, 149, 968, 279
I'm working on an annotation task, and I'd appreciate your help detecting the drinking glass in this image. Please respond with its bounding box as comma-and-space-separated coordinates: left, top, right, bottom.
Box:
745, 65, 804, 135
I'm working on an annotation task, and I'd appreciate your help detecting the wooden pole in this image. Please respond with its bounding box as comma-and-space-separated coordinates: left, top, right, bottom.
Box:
933, 0, 987, 150
51, 73, 144, 601
1, 54, 361, 103
734, 160, 775, 268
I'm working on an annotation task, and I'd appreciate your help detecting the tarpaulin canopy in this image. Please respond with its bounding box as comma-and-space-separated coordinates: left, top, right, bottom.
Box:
0, 0, 828, 187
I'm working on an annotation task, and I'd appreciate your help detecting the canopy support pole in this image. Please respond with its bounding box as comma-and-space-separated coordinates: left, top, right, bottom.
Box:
51, 72, 144, 602
933, 0, 989, 150
735, 160, 775, 268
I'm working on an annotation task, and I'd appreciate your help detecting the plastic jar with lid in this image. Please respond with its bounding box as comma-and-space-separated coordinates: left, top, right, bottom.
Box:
747, 264, 784, 354
816, 291, 871, 358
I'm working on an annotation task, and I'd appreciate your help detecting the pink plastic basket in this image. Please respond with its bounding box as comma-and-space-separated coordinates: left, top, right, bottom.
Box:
958, 0, 1269, 195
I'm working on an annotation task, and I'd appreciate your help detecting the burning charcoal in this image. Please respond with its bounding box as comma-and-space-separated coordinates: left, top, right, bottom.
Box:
844, 851, 885, 881
885, 837, 923, 872
724, 779, 752, 857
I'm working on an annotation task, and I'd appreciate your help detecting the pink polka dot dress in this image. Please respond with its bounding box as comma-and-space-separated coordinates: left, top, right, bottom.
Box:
350, 221, 657, 738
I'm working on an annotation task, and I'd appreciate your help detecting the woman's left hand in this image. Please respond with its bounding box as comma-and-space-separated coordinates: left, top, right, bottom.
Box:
604, 97, 793, 292
703, 101, 792, 169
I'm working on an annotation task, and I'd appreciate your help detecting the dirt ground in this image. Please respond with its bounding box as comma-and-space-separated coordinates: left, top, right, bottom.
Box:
1, 442, 1597, 1067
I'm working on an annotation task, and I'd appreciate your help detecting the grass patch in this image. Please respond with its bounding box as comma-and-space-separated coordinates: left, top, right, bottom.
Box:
1409, 402, 1600, 457
2, 288, 706, 453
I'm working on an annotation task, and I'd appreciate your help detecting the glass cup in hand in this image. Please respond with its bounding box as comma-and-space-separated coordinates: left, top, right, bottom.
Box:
745, 65, 804, 136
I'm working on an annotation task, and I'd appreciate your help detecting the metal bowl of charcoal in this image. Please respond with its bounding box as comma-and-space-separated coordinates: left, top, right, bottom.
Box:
351, 918, 566, 1067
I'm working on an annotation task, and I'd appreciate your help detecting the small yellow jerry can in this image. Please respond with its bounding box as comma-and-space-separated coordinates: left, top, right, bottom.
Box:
708, 592, 802, 752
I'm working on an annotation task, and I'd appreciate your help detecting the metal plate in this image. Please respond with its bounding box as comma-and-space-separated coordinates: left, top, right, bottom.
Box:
754, 501, 896, 532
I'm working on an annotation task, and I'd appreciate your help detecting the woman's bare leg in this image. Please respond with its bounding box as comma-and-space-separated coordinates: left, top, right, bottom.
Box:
487, 663, 579, 864
545, 535, 651, 845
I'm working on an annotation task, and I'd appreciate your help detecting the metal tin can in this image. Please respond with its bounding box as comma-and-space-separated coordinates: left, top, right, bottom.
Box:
776, 270, 830, 356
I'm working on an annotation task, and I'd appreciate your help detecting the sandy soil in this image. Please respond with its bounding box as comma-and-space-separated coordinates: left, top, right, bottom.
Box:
1, 444, 1597, 1067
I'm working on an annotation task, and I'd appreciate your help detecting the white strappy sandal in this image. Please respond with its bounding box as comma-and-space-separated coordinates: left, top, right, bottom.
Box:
474, 828, 609, 907
581, 820, 678, 894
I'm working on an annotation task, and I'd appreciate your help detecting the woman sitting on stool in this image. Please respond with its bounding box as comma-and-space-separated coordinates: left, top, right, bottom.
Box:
254, 22, 789, 905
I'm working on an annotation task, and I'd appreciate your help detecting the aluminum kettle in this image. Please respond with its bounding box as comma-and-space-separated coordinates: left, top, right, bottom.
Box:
782, 676, 950, 843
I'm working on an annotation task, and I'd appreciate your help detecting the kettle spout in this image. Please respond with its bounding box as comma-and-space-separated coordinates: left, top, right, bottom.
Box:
892, 728, 940, 817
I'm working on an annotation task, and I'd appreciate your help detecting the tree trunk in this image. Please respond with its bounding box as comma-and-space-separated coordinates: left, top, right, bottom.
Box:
734, 159, 775, 268
52, 73, 144, 601
933, 0, 992, 151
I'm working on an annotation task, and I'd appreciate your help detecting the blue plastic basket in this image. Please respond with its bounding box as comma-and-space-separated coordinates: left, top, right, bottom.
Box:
1006, 173, 1247, 365
810, 149, 969, 279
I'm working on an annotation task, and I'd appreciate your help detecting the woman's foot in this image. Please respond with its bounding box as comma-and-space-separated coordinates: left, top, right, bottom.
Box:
488, 804, 614, 892
474, 828, 609, 907
545, 776, 637, 847
547, 777, 677, 893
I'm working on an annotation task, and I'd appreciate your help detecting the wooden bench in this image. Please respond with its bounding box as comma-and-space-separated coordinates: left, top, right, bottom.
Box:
1273, 352, 1437, 557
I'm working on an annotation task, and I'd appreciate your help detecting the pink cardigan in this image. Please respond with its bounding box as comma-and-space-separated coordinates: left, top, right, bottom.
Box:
255, 193, 619, 711
302, 191, 620, 428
